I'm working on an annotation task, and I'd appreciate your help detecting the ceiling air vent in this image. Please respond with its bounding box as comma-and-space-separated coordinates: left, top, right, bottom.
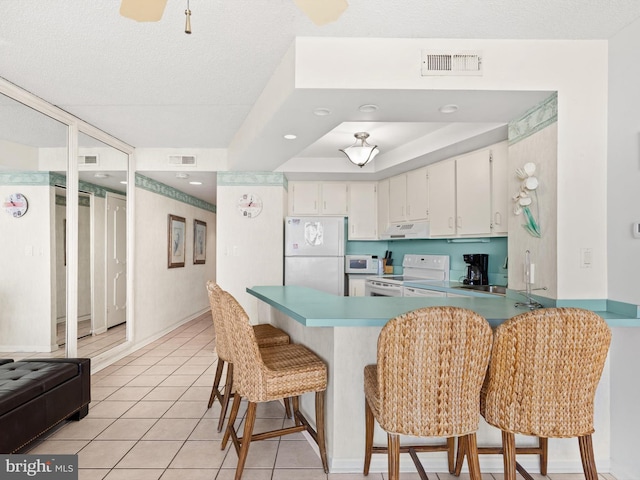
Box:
168, 155, 197, 166
421, 51, 483, 76
78, 155, 98, 165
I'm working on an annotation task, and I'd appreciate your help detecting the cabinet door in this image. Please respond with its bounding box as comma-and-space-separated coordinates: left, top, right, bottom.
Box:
349, 277, 367, 297
406, 167, 429, 220
321, 182, 349, 215
348, 182, 377, 240
490, 142, 509, 235
289, 182, 320, 215
456, 150, 491, 235
428, 160, 456, 236
377, 178, 390, 237
388, 174, 406, 222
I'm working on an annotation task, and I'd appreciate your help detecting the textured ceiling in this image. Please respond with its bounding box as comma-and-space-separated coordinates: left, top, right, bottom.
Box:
1, 1, 639, 203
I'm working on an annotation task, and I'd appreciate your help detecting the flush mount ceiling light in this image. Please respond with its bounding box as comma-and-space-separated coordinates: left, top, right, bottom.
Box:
339, 132, 380, 168
189, 181, 202, 185
283, 134, 297, 140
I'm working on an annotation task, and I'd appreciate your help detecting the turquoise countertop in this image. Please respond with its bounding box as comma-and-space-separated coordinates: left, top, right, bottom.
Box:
247, 285, 640, 328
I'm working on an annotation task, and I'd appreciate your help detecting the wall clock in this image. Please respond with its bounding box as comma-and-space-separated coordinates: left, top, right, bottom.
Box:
4, 193, 28, 218
237, 193, 263, 218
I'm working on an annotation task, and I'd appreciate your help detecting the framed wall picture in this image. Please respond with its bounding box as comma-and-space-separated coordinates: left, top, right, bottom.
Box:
193, 219, 206, 264
168, 214, 186, 268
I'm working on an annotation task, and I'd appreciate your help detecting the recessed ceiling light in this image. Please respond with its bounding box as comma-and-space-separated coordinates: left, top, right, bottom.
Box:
189, 181, 202, 185
358, 104, 379, 113
439, 104, 459, 114
93, 173, 109, 178
175, 172, 189, 179
313, 107, 331, 116
284, 134, 297, 140
120, 181, 127, 185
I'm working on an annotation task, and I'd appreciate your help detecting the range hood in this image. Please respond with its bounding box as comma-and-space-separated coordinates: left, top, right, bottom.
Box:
381, 221, 430, 240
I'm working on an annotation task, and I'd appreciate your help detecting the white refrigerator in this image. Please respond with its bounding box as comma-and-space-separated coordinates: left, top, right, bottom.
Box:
284, 216, 346, 296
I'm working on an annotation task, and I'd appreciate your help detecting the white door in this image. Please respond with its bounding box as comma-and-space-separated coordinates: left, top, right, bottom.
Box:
106, 194, 127, 328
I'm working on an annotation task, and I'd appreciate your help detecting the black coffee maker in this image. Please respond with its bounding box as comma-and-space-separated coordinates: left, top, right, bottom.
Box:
462, 254, 489, 285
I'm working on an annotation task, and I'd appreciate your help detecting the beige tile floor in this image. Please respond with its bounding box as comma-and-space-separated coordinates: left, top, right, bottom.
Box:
24, 313, 616, 480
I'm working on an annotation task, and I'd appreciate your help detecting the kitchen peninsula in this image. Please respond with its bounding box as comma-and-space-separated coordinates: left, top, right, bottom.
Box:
247, 285, 637, 475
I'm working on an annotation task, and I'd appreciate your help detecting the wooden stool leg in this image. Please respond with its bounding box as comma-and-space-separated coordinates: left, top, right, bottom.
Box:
315, 391, 329, 473
454, 434, 466, 476
235, 401, 257, 480
292, 396, 301, 426
388, 433, 400, 480
465, 434, 482, 480
539, 436, 548, 476
502, 431, 517, 480
284, 397, 292, 418
208, 359, 225, 408
221, 391, 242, 450
578, 434, 599, 480
217, 363, 234, 432
447, 436, 456, 473
363, 399, 374, 475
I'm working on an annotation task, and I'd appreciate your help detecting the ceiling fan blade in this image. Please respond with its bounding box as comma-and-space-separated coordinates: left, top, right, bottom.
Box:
293, 0, 348, 26
120, 0, 168, 22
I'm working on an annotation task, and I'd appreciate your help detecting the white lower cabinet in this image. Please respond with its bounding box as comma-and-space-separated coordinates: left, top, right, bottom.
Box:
348, 276, 367, 297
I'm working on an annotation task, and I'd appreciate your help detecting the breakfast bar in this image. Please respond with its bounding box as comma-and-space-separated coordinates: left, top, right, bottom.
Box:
247, 285, 636, 475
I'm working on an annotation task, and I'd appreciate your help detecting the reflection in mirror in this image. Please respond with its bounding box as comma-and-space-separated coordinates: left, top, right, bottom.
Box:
76, 132, 128, 356
0, 92, 68, 358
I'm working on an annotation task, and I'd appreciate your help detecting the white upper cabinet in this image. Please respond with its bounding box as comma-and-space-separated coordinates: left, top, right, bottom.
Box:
490, 141, 509, 235
406, 167, 429, 221
288, 181, 348, 216
388, 168, 428, 222
377, 178, 390, 236
428, 160, 456, 237
456, 149, 492, 236
388, 174, 406, 222
348, 182, 378, 240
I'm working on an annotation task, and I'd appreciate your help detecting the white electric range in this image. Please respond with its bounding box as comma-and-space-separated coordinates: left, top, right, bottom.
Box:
364, 254, 450, 297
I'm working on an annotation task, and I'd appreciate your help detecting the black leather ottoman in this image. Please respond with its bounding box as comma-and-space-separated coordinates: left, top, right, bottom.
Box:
0, 358, 91, 453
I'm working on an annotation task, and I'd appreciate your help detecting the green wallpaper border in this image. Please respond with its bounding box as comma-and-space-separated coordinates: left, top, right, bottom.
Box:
508, 92, 558, 145
136, 173, 216, 213
217, 171, 287, 190
0, 171, 125, 198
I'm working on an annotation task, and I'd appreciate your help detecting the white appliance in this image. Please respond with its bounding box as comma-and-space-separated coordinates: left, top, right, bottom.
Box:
365, 254, 450, 297
345, 254, 379, 275
284, 216, 346, 296
380, 221, 430, 240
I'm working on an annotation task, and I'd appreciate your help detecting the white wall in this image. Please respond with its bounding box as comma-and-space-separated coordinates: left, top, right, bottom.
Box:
133, 187, 216, 343
607, 16, 640, 480
508, 123, 558, 297
216, 179, 286, 321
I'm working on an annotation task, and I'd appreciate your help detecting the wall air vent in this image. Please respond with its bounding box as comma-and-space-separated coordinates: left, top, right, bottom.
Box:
421, 51, 483, 76
78, 155, 98, 165
168, 155, 197, 166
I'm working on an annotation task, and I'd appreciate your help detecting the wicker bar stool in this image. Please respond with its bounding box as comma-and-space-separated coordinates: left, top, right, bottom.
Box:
206, 281, 291, 432
463, 308, 611, 480
219, 290, 329, 480
363, 306, 493, 480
